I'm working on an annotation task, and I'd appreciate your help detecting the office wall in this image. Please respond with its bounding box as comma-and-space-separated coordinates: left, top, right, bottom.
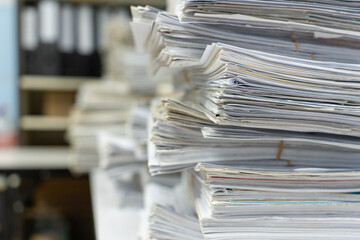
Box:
0, 0, 18, 127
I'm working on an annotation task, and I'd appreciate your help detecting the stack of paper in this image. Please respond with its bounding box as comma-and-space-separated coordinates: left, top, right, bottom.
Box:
98, 130, 143, 178
148, 96, 360, 175
131, 1, 360, 175
131, 2, 360, 238
194, 163, 360, 239
140, 177, 203, 240
104, 13, 134, 82
68, 10, 162, 173
121, 1, 360, 239
179, 0, 360, 35
128, 102, 151, 160
96, 102, 151, 179
68, 81, 133, 173
186, 43, 360, 136
119, 50, 162, 95
131, 2, 360, 77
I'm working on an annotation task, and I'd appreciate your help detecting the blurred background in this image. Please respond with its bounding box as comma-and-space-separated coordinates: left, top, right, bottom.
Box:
0, 0, 166, 239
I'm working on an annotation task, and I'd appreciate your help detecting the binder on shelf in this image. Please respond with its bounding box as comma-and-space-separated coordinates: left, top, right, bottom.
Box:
60, 3, 78, 76
37, 0, 61, 75
21, 1, 107, 77
21, 5, 39, 75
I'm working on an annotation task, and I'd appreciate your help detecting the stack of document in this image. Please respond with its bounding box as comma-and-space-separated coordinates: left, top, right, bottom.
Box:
97, 102, 151, 179
194, 163, 360, 239
179, 0, 360, 35
119, 50, 160, 95
95, 1, 360, 239
127, 102, 151, 160
68, 10, 163, 173
148, 96, 360, 175
104, 13, 134, 82
140, 2, 360, 174
131, 2, 360, 76
140, 177, 203, 240
68, 81, 133, 173
98, 130, 144, 178
186, 43, 360, 137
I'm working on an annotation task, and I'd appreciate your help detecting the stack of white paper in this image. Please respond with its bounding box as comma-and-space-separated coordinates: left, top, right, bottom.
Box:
140, 177, 203, 240
96, 103, 151, 180
97, 130, 143, 177
194, 163, 360, 239
68, 10, 162, 173
126, 1, 360, 239
186, 43, 360, 136
148, 97, 360, 175
131, 2, 360, 77
132, 2, 360, 175
179, 0, 360, 35
68, 81, 133, 173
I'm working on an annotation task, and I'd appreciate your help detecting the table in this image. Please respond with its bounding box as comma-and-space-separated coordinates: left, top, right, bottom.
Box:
90, 169, 141, 240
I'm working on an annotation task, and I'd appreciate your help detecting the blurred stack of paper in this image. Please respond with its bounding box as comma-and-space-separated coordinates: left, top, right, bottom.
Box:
68, 10, 163, 173
140, 177, 203, 240
96, 105, 150, 180
98, 130, 141, 176
68, 81, 133, 173
131, 2, 360, 76
112, 169, 144, 208
128, 102, 151, 160
107, 8, 173, 95
119, 51, 158, 95
194, 163, 360, 239
103, 12, 134, 82
130, 5, 161, 53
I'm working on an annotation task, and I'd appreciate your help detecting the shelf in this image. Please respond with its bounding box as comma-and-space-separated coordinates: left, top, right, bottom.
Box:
21, 115, 69, 131
23, 0, 166, 7
20, 75, 99, 91
69, 0, 165, 6
0, 147, 70, 169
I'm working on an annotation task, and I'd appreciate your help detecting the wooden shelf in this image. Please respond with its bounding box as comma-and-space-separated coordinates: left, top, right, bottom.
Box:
20, 75, 99, 91
21, 115, 69, 131
70, 0, 165, 6
23, 0, 166, 7
0, 147, 70, 169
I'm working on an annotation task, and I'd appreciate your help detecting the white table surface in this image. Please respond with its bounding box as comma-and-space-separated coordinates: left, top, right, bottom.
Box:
90, 169, 141, 240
